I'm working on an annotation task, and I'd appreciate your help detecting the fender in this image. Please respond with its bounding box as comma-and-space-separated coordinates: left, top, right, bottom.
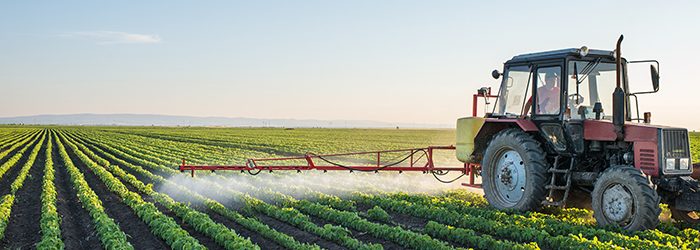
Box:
467, 118, 538, 163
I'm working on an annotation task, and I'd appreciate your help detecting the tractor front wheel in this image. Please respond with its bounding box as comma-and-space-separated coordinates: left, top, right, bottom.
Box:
481, 129, 547, 211
591, 166, 661, 231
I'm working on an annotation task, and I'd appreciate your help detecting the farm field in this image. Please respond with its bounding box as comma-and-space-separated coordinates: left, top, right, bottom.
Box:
0, 125, 699, 249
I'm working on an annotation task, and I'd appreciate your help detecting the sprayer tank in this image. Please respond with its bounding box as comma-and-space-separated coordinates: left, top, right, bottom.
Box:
456, 117, 486, 163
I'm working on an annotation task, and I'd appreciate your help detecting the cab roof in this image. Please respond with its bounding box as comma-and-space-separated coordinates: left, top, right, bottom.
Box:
507, 48, 615, 64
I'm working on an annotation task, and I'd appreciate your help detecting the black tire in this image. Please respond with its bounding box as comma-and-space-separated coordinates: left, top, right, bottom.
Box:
591, 165, 661, 231
481, 129, 548, 211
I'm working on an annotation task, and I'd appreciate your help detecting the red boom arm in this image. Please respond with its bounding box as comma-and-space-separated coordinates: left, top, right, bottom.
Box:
179, 146, 480, 187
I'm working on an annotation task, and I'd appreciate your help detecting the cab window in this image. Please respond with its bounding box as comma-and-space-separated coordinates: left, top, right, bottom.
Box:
535, 66, 562, 115
566, 60, 617, 120
495, 65, 532, 116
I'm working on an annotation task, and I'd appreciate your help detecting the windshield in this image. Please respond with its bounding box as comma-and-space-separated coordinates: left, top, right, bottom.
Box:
494, 65, 531, 116
566, 60, 618, 120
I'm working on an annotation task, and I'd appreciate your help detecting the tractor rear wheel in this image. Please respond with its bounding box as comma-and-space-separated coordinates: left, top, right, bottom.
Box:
481, 129, 547, 211
591, 166, 661, 231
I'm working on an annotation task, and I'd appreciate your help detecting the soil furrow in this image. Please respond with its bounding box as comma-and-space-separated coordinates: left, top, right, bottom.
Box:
143, 196, 224, 250
0, 139, 47, 248
301, 208, 405, 250
53, 137, 102, 250
250, 211, 348, 250
0, 136, 41, 197
0, 131, 40, 163
63, 141, 168, 249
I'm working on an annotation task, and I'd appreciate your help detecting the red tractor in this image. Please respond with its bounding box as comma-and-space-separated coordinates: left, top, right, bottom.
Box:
457, 35, 699, 231
181, 35, 699, 231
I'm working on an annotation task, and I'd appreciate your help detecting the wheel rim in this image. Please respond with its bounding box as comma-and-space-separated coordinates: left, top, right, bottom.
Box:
491, 149, 526, 206
601, 183, 636, 226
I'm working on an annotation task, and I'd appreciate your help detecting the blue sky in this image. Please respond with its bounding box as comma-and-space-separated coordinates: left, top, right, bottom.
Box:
2, 1, 699, 129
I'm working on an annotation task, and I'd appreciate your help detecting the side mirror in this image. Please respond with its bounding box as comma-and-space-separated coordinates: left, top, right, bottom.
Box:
491, 70, 501, 79
650, 65, 660, 92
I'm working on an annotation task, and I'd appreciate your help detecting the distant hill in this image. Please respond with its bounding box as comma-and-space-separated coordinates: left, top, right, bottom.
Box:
0, 114, 452, 129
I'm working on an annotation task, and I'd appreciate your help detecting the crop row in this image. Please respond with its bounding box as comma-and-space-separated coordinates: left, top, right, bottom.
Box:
53, 131, 134, 249
62, 131, 332, 250
207, 172, 545, 250
239, 173, 612, 250
75, 128, 556, 249
56, 131, 215, 249
60, 130, 290, 250
353, 192, 621, 249
68, 130, 441, 250
37, 134, 64, 249
59, 127, 700, 250
188, 172, 461, 250
162, 173, 382, 250
379, 192, 687, 249
424, 221, 539, 250
0, 129, 37, 149
0, 130, 43, 180
0, 131, 46, 240
56, 130, 235, 249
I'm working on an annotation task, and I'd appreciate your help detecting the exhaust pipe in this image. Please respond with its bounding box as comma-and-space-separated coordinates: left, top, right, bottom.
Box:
613, 35, 625, 140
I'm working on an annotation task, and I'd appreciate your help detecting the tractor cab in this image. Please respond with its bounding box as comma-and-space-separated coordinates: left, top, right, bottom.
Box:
487, 48, 640, 156
492, 48, 624, 122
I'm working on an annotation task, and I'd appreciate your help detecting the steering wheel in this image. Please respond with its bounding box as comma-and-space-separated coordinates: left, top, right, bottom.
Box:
568, 94, 584, 105
566, 94, 586, 119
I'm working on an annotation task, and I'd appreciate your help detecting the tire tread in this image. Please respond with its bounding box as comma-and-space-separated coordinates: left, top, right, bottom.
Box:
591, 165, 661, 231
481, 129, 548, 211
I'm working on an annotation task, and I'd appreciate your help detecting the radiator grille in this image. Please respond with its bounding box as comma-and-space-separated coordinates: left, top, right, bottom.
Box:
639, 148, 656, 170
662, 129, 690, 159
661, 129, 691, 173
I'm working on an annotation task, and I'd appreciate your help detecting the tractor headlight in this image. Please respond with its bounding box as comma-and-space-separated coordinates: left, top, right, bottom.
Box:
579, 46, 589, 57
680, 158, 690, 170
666, 158, 676, 170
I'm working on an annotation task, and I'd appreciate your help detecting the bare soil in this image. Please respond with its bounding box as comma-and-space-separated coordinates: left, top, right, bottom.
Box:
52, 140, 102, 250
0, 139, 47, 248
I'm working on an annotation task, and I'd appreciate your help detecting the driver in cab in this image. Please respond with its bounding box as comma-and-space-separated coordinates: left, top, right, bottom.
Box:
537, 71, 560, 114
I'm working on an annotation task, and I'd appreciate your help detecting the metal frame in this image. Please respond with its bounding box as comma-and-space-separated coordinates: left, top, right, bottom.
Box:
180, 145, 472, 176
473, 87, 498, 117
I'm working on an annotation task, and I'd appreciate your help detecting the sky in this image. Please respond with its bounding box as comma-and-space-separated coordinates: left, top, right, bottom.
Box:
1, 1, 700, 129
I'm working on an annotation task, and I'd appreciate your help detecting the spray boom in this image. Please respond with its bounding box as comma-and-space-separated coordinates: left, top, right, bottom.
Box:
179, 146, 480, 186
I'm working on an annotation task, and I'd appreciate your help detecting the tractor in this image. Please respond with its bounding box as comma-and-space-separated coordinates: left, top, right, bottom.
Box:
180, 35, 699, 231
457, 35, 699, 230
